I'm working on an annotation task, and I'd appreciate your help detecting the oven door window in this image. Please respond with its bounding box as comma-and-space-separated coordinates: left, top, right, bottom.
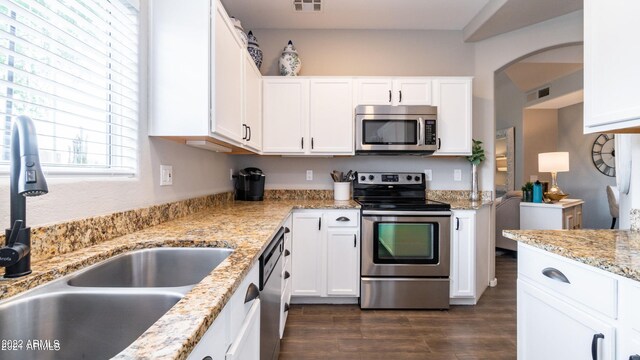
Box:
373, 222, 439, 264
362, 120, 417, 145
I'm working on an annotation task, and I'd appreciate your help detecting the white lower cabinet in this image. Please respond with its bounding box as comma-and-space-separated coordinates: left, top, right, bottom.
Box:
450, 207, 490, 305
291, 211, 323, 296
291, 210, 360, 301
188, 264, 260, 360
326, 229, 359, 296
280, 215, 293, 339
518, 280, 615, 360
517, 243, 640, 360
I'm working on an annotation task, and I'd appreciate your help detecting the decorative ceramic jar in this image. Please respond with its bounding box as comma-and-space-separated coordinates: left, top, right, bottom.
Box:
230, 17, 247, 47
247, 31, 263, 69
279, 40, 301, 76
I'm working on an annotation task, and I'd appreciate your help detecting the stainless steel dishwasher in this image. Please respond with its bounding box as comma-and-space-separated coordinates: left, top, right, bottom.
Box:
260, 226, 285, 360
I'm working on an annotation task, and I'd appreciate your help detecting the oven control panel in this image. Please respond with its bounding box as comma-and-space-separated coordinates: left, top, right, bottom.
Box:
357, 172, 424, 185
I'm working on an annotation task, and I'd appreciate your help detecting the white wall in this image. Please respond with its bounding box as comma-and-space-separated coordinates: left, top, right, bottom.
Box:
0, 0, 236, 228
252, 29, 475, 77
556, 103, 615, 229
233, 155, 471, 190
523, 109, 558, 183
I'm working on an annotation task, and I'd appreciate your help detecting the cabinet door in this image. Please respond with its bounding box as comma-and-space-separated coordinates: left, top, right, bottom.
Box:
450, 211, 475, 298
584, 0, 640, 133
518, 280, 615, 360
309, 79, 354, 154
225, 299, 261, 360
213, 5, 243, 143
393, 79, 432, 105
326, 230, 359, 296
432, 78, 472, 155
355, 78, 394, 105
292, 212, 323, 296
243, 54, 262, 151
187, 309, 227, 360
262, 79, 307, 154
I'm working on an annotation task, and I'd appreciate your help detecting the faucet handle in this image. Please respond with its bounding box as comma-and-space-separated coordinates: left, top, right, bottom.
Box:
7, 220, 23, 247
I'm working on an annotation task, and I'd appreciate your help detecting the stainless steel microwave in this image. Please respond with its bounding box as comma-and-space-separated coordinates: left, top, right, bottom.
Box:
355, 105, 438, 155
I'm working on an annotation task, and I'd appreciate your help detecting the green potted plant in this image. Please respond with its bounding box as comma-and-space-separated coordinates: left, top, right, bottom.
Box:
521, 182, 534, 202
466, 139, 485, 201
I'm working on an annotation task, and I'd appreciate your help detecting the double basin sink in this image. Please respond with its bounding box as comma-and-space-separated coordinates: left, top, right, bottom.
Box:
0, 247, 233, 360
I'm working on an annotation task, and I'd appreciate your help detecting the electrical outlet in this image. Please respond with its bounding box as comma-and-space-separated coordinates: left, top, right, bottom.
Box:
454, 169, 462, 182
160, 165, 173, 186
424, 169, 432, 181
230, 168, 234, 181
306, 170, 313, 181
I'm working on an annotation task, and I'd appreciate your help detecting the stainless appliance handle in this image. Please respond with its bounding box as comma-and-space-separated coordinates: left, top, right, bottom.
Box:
362, 210, 451, 216
417, 117, 424, 146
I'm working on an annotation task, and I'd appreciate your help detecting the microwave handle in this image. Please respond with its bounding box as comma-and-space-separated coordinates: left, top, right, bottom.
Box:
417, 117, 424, 146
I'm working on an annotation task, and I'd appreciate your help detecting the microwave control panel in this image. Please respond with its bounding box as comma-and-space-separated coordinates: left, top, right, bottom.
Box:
424, 120, 437, 145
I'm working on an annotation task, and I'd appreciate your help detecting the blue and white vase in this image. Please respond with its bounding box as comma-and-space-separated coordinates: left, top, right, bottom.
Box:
247, 31, 263, 69
279, 40, 301, 76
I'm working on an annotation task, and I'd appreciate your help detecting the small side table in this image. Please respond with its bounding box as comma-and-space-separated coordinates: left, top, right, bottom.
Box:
520, 199, 584, 230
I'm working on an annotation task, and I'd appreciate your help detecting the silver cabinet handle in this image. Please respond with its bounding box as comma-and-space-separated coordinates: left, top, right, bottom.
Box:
542, 267, 571, 284
336, 216, 350, 222
244, 283, 260, 303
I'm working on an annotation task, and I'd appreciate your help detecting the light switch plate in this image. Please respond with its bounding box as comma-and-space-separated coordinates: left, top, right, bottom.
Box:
160, 165, 173, 186
306, 170, 313, 181
454, 169, 462, 182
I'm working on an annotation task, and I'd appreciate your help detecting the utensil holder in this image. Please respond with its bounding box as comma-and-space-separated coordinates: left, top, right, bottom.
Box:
333, 182, 351, 201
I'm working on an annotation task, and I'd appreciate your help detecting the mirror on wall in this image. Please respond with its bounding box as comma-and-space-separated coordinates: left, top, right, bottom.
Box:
495, 127, 515, 198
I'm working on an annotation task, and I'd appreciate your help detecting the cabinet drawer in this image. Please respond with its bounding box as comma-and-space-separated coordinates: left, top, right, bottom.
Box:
325, 211, 360, 228
518, 244, 617, 319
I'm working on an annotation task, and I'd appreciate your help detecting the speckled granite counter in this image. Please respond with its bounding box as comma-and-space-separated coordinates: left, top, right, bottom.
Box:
502, 229, 640, 282
0, 199, 359, 360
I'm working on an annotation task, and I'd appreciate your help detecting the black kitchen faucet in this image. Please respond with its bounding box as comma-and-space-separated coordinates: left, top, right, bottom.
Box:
0, 115, 48, 278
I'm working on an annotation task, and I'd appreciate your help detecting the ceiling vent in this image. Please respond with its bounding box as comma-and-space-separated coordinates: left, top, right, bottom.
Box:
294, 0, 321, 12
526, 86, 551, 102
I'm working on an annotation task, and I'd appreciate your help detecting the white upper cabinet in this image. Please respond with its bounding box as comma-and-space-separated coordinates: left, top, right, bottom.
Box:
393, 79, 433, 105
149, 0, 260, 153
262, 77, 354, 155
355, 78, 432, 106
584, 0, 640, 133
432, 77, 472, 156
262, 79, 307, 154
243, 53, 262, 151
309, 79, 354, 154
212, 4, 244, 143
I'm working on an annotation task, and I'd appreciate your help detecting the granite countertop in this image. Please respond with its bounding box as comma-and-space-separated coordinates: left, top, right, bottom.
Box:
503, 229, 640, 282
448, 199, 493, 210
0, 199, 359, 360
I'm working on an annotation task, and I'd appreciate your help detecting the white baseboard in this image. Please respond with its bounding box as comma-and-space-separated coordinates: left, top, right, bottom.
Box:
489, 278, 498, 287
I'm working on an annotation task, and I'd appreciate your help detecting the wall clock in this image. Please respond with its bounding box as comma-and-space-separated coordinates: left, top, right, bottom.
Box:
591, 134, 615, 177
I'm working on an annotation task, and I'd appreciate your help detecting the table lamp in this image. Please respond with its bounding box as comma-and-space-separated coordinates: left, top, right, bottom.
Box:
538, 152, 570, 195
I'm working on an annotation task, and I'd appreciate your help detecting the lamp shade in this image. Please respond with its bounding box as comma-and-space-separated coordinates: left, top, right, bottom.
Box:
538, 152, 570, 172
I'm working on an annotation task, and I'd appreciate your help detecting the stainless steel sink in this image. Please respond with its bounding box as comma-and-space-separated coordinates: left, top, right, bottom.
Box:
67, 247, 233, 288
0, 291, 182, 360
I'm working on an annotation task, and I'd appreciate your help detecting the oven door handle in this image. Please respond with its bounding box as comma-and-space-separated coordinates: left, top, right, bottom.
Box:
362, 210, 451, 216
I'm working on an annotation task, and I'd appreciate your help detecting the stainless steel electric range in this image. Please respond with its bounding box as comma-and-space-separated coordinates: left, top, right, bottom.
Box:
354, 172, 451, 309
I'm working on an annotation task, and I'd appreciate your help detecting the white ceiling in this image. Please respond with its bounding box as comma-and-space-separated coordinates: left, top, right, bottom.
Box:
221, 0, 583, 41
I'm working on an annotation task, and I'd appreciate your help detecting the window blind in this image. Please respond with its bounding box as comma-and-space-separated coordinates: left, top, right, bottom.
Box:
0, 0, 139, 175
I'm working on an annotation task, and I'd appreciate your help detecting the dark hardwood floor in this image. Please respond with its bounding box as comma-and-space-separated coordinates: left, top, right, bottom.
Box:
279, 253, 517, 360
